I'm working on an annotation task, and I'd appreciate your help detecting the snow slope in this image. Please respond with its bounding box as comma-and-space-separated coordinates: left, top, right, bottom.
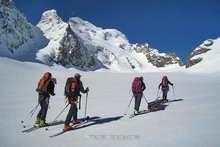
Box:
186, 38, 220, 73
0, 57, 220, 147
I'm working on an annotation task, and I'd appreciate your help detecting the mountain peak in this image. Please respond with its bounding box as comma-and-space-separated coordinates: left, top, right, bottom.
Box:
39, 9, 63, 25
37, 9, 67, 41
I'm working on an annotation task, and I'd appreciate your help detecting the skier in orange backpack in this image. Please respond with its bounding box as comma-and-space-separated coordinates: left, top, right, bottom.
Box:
158, 76, 174, 102
35, 72, 56, 127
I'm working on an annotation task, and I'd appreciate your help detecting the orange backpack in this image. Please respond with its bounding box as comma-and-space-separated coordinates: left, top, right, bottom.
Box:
37, 72, 52, 91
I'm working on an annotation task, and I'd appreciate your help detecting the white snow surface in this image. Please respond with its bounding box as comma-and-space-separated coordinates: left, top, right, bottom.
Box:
0, 57, 220, 147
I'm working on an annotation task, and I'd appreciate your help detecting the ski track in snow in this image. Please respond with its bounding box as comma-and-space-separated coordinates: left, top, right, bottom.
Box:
0, 57, 220, 147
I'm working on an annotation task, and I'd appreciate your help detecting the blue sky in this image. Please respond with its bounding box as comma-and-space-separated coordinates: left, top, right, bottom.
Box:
14, 0, 220, 62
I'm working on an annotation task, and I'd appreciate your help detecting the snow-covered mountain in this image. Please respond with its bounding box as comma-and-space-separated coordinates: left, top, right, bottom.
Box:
36, 10, 143, 71
36, 10, 102, 70
0, 0, 48, 60
131, 43, 184, 67
186, 38, 220, 73
36, 10, 185, 72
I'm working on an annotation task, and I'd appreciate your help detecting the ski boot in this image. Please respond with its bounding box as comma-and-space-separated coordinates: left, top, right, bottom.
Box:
134, 110, 139, 115
72, 120, 81, 125
63, 125, 72, 131
162, 99, 168, 103
39, 120, 48, 127
34, 117, 41, 125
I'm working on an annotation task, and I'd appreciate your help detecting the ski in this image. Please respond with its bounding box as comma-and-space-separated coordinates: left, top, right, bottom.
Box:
22, 125, 39, 133
164, 99, 183, 103
129, 109, 150, 118
49, 120, 89, 138
22, 120, 64, 133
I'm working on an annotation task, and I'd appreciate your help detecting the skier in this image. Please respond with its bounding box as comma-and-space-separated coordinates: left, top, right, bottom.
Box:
158, 75, 174, 102
132, 77, 146, 114
63, 73, 89, 131
35, 72, 56, 127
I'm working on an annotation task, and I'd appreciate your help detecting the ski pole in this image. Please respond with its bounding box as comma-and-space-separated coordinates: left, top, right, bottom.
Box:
45, 103, 69, 131
123, 96, 134, 115
21, 104, 39, 126
143, 94, 149, 104
29, 104, 39, 118
172, 85, 175, 97
79, 95, 82, 110
53, 103, 69, 122
128, 95, 134, 108
156, 88, 160, 100
84, 92, 89, 119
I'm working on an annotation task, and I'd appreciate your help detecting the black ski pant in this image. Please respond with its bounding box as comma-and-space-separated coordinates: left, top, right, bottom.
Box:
162, 89, 168, 100
133, 92, 143, 112
65, 103, 78, 126
37, 98, 49, 121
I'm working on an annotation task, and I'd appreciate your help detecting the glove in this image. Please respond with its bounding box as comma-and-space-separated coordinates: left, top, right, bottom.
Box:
86, 87, 89, 93
69, 98, 78, 104
51, 93, 55, 96
36, 88, 40, 92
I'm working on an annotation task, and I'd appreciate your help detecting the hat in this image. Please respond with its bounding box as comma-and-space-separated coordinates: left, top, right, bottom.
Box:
74, 73, 81, 79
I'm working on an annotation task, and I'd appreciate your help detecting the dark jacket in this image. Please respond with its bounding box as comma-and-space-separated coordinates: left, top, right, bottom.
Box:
37, 80, 55, 103
141, 81, 146, 92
